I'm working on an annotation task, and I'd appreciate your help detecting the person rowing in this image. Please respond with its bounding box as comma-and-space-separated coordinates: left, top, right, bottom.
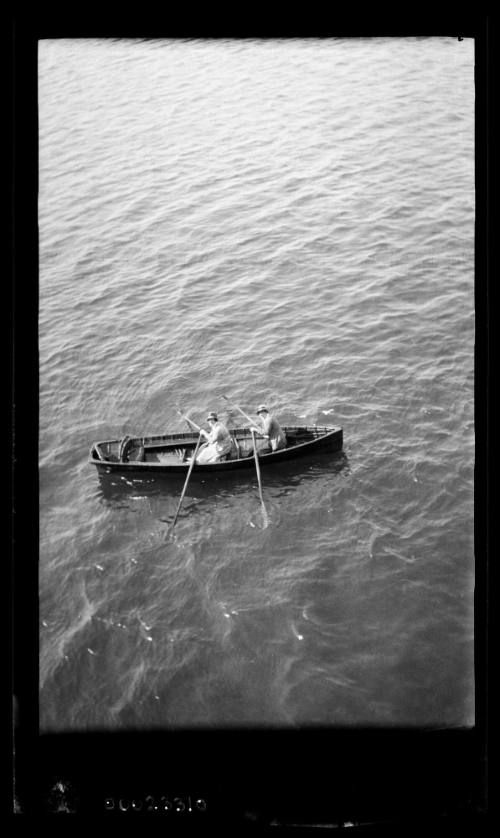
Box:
249, 404, 287, 452
194, 411, 233, 464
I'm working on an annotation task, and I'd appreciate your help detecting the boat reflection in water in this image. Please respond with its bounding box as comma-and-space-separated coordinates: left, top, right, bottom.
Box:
96, 449, 350, 512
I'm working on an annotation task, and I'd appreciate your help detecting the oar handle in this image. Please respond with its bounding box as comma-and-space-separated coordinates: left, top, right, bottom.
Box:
171, 433, 203, 529
175, 408, 201, 432
221, 395, 255, 426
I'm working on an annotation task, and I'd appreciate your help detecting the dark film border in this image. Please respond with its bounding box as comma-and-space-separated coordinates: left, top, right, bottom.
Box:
10, 12, 489, 828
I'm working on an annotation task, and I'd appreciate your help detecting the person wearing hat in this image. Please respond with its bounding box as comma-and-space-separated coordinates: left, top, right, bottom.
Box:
195, 411, 233, 464
250, 404, 287, 452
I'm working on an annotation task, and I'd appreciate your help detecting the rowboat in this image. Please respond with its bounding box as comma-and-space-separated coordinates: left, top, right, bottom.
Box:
89, 425, 343, 475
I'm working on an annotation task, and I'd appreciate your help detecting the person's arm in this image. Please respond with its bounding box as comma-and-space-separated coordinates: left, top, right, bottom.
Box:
258, 415, 273, 439
208, 424, 228, 444
249, 419, 269, 438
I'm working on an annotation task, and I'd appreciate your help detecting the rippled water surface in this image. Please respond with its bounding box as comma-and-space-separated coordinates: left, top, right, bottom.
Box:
39, 37, 475, 730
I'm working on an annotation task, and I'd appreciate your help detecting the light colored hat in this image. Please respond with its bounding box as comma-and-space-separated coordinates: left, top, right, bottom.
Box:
256, 404, 269, 414
207, 412, 218, 421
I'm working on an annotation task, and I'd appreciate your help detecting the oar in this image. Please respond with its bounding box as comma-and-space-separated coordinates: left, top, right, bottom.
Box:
251, 429, 269, 528
175, 407, 201, 432
170, 432, 203, 530
220, 394, 254, 426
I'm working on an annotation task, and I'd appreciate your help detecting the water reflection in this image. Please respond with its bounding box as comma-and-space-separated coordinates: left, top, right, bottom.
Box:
95, 450, 350, 508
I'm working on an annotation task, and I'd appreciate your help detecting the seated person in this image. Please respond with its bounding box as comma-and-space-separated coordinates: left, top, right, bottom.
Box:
195, 412, 233, 464
249, 404, 287, 452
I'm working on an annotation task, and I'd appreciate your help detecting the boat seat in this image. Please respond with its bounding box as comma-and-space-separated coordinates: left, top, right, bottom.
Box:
126, 443, 145, 462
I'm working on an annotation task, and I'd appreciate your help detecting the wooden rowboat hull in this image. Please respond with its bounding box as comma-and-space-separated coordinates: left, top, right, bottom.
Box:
89, 425, 343, 475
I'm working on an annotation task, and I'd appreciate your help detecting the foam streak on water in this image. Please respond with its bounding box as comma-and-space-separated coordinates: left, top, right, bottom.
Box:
39, 37, 474, 730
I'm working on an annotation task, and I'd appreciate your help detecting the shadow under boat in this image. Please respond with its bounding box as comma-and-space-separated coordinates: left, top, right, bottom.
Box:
96, 449, 350, 505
